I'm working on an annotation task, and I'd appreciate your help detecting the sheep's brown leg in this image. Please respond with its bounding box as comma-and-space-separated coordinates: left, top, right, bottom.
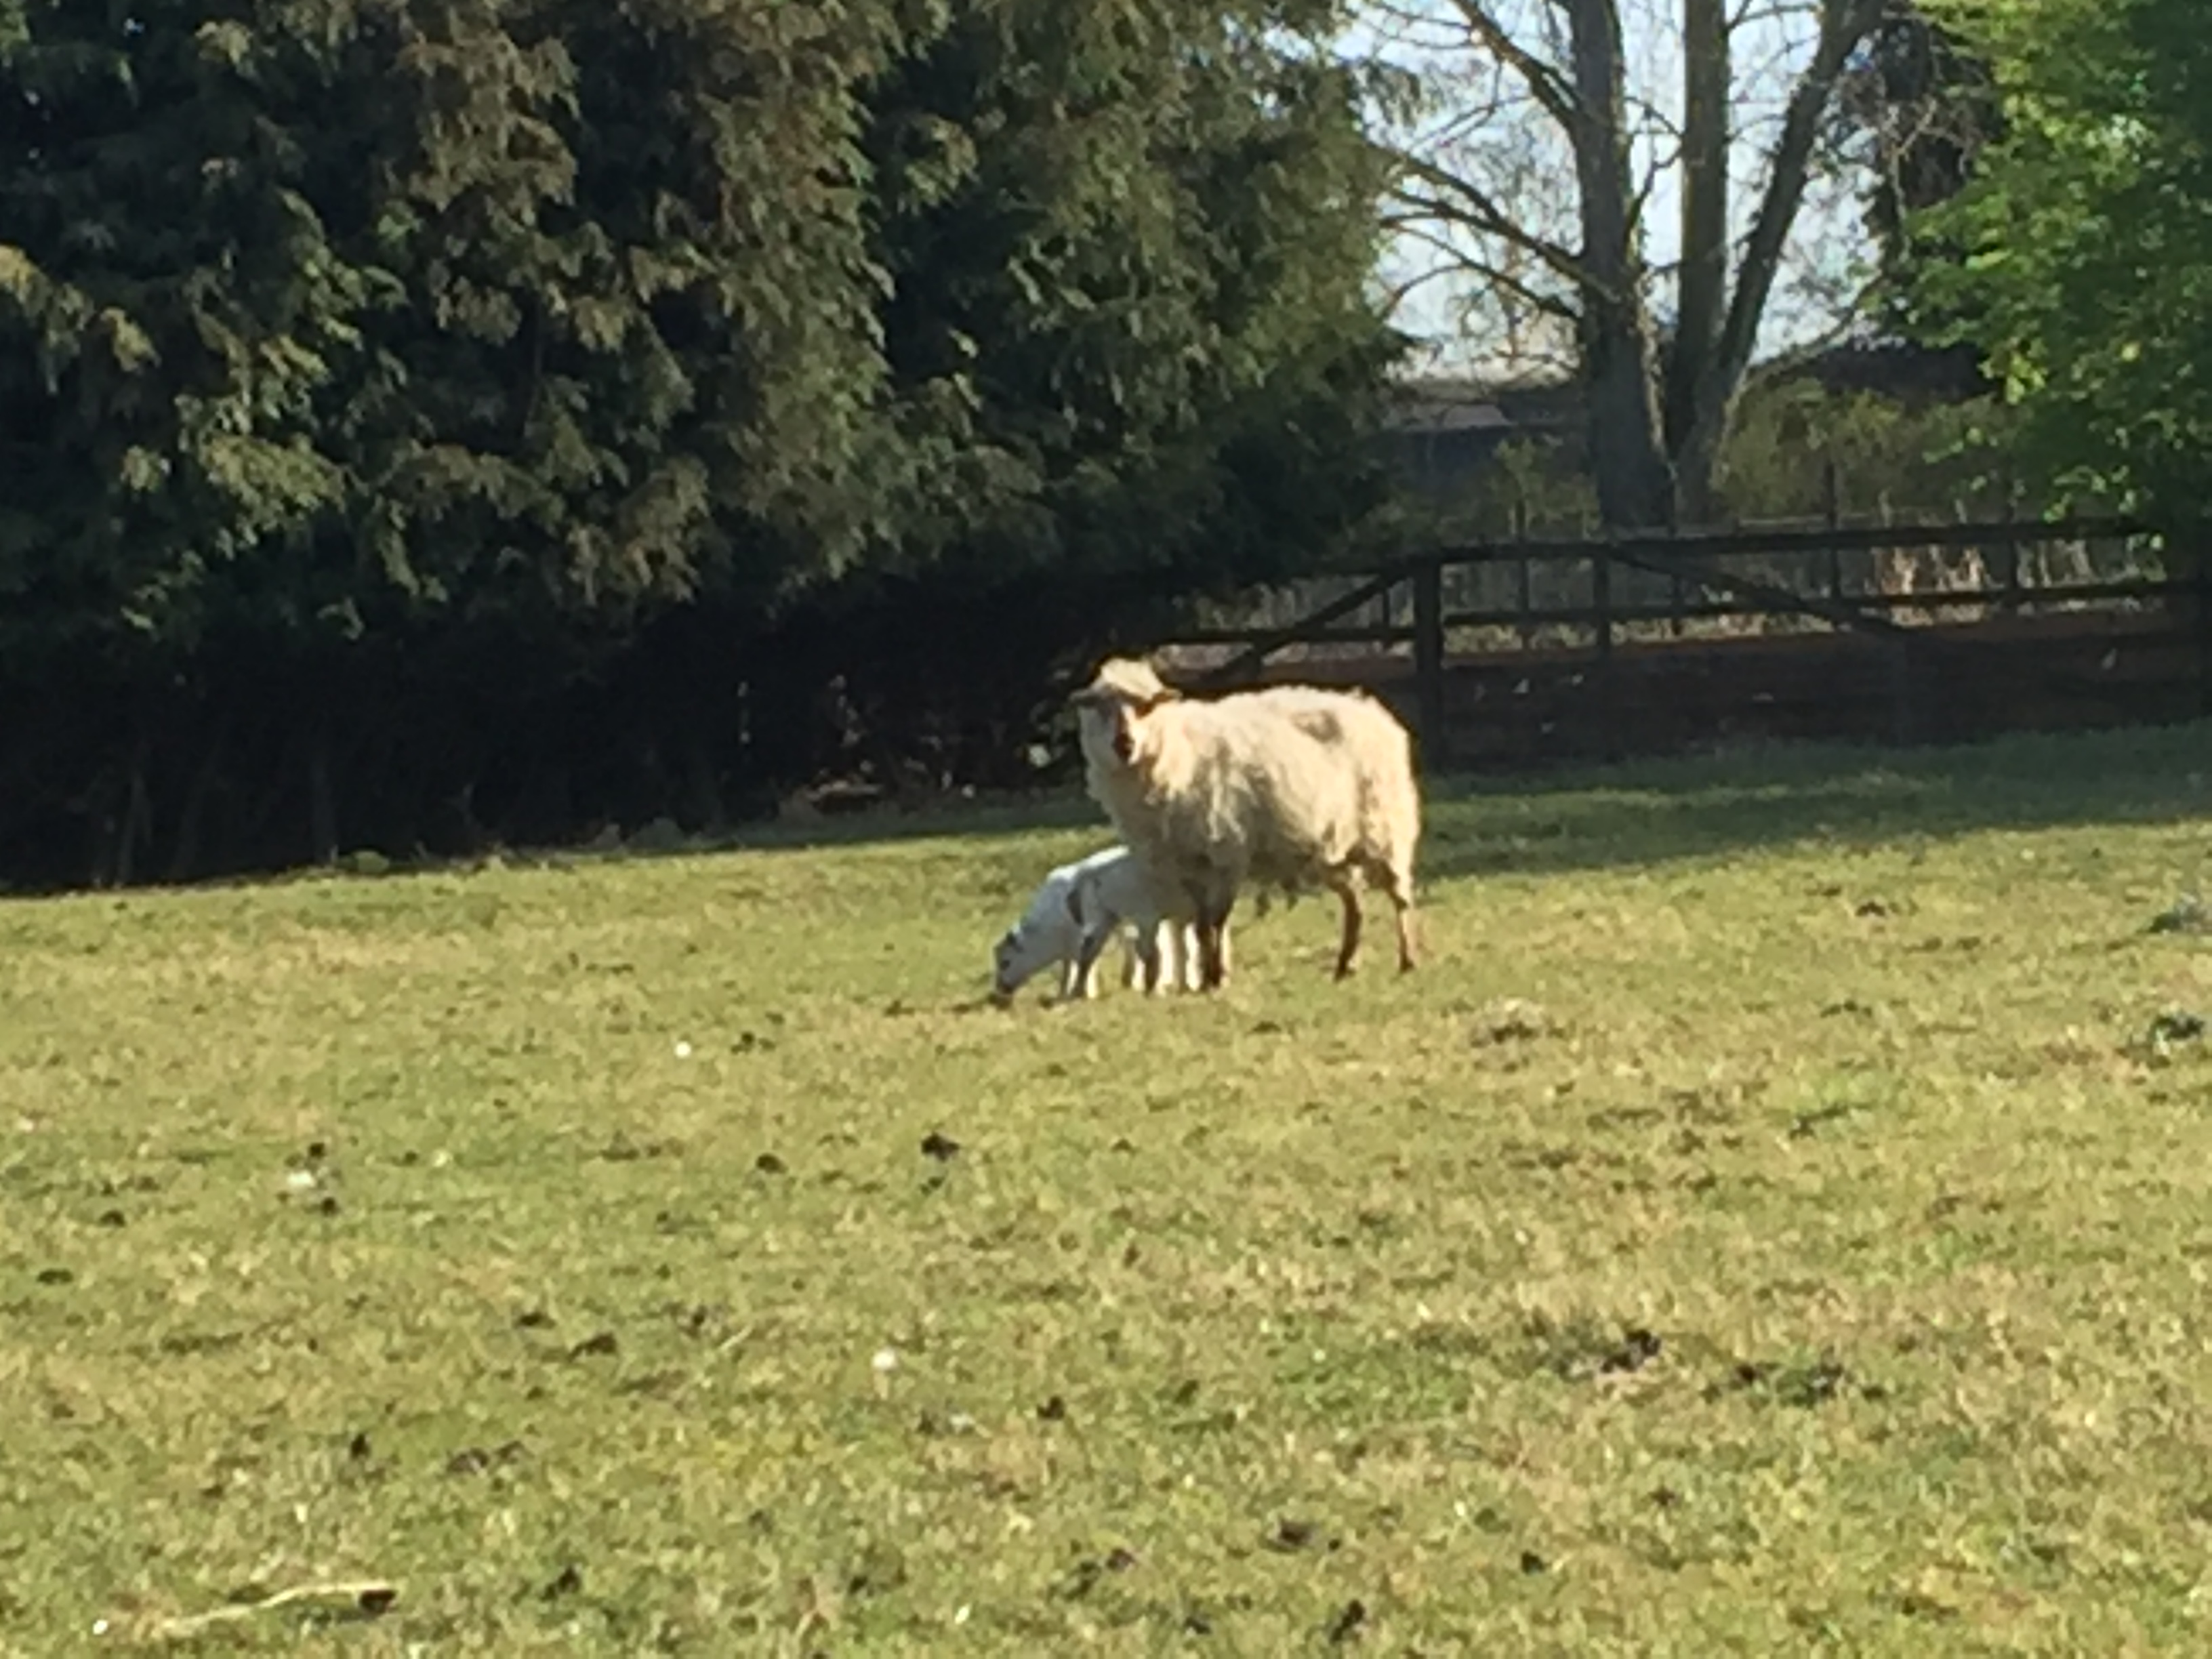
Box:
1332, 880, 1363, 979
1367, 855, 1418, 972
1197, 895, 1235, 991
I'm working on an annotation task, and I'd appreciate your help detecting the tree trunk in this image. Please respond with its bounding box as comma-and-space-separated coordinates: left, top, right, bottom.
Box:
167, 714, 228, 883
113, 735, 153, 888
1563, 0, 1675, 529
308, 724, 339, 867
1668, 0, 1731, 527
683, 733, 729, 835
1674, 0, 1886, 523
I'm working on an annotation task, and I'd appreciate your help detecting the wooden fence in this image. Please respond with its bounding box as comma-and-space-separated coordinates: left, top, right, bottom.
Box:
1155, 516, 2210, 771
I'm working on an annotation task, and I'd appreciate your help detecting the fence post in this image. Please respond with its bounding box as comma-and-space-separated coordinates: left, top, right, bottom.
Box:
1888, 638, 1917, 746
2194, 520, 2212, 720
1514, 498, 1536, 649
1824, 458, 1845, 601
1592, 544, 1618, 759
1996, 480, 2023, 618
1413, 558, 1449, 772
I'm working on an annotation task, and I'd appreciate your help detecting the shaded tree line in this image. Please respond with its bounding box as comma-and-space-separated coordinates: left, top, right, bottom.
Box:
0, 0, 1399, 888
1908, 0, 2212, 525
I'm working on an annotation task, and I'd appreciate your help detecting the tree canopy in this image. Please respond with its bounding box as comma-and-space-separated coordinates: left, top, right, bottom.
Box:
0, 0, 1395, 646
0, 0, 1401, 885
1909, 0, 2212, 517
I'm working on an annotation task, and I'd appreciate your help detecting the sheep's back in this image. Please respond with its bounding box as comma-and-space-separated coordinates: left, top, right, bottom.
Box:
1239, 684, 1420, 878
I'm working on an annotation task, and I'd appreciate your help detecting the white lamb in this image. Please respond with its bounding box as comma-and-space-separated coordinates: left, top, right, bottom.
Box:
989, 846, 1208, 1003
1071, 657, 1422, 989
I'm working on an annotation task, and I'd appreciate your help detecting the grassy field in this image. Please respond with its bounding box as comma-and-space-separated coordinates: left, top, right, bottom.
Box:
8, 724, 2212, 1654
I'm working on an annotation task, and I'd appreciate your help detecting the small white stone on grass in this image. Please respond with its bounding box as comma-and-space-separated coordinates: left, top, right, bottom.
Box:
673, 1040, 693, 1059
872, 1347, 899, 1374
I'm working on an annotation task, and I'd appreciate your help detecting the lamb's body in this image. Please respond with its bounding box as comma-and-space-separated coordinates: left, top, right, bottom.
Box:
989, 846, 1206, 1002
1074, 659, 1418, 988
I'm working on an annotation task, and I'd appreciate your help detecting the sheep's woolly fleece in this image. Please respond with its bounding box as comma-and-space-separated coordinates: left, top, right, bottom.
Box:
1071, 657, 1422, 981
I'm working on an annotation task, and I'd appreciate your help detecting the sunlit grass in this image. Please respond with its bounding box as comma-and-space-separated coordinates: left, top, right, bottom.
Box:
6, 723, 2212, 1652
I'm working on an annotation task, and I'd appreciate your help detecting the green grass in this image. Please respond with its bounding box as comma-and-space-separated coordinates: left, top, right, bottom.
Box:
8, 724, 2212, 1654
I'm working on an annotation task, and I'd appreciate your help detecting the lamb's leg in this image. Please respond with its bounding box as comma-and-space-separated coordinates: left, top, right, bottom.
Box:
1179, 923, 1203, 991
1123, 924, 1146, 991
1072, 923, 1113, 999
1330, 876, 1364, 979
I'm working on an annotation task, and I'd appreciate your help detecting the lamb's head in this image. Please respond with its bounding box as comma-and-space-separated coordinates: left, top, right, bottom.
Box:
1073, 657, 1176, 771
989, 878, 1084, 1002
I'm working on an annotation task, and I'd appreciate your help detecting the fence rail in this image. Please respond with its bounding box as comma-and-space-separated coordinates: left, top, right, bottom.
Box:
1160, 515, 2205, 767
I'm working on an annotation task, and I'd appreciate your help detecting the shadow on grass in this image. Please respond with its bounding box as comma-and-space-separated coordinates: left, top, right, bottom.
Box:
462, 719, 2212, 888
43, 719, 2210, 902
738, 719, 2212, 884
1414, 718, 2212, 887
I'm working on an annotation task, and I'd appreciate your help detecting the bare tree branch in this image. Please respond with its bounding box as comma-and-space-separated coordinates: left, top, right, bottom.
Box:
1387, 155, 1592, 287
1381, 218, 1586, 322
1358, 0, 1885, 525
1449, 0, 1581, 129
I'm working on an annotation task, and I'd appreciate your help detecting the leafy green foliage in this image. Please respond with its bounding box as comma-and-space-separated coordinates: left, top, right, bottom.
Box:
0, 0, 907, 650
1910, 0, 2212, 516
862, 0, 1398, 590
1833, 3, 2005, 315
0, 0, 1398, 884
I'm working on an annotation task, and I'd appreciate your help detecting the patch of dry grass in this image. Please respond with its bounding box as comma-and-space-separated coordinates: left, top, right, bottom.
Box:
7, 725, 2212, 1652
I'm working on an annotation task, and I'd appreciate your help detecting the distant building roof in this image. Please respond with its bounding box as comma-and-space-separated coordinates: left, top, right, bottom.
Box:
1382, 374, 1580, 437
1382, 392, 1512, 436
1753, 339, 1990, 405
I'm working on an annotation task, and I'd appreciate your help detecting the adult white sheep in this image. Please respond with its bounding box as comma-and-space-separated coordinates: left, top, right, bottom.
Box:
989, 845, 1208, 1004
1071, 657, 1421, 989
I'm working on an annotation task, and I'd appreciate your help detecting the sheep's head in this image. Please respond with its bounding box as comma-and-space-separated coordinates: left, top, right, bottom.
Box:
1073, 657, 1176, 769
